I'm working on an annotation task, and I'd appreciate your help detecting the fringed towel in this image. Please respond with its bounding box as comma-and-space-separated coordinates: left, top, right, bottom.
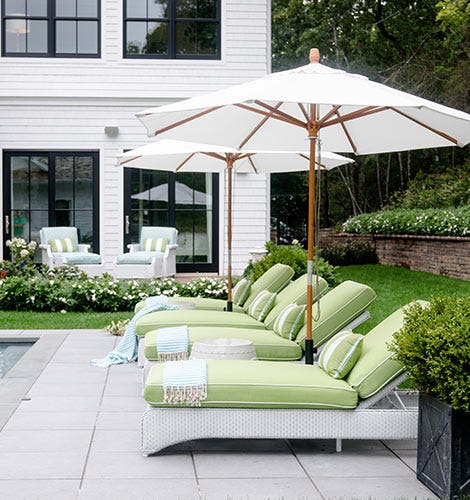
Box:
156, 325, 189, 361
163, 359, 207, 406
91, 296, 178, 367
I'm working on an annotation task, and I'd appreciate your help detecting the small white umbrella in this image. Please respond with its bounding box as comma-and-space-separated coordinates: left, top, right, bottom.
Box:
135, 49, 470, 364
118, 138, 353, 311
131, 182, 212, 205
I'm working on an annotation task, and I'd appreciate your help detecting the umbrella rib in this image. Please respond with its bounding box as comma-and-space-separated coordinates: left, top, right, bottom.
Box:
334, 110, 358, 154
298, 103, 310, 121
390, 107, 458, 145
254, 100, 307, 128
120, 155, 142, 166
299, 153, 328, 169
322, 106, 386, 128
238, 102, 283, 148
235, 103, 305, 129
318, 105, 343, 125
175, 152, 197, 172
153, 106, 221, 135
201, 152, 227, 162
247, 156, 258, 173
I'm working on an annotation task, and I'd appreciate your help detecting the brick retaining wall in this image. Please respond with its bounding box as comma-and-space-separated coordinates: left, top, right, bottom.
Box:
319, 230, 470, 281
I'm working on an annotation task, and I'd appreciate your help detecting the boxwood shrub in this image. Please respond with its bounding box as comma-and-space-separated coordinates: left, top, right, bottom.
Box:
390, 296, 470, 412
342, 206, 470, 237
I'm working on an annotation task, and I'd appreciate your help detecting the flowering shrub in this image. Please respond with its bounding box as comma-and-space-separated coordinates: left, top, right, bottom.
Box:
342, 206, 470, 237
5, 237, 37, 275
180, 277, 228, 299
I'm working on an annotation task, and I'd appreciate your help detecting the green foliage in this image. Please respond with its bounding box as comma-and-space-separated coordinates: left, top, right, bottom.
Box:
388, 165, 470, 209
342, 206, 470, 237
244, 241, 339, 287
5, 237, 37, 276
390, 296, 470, 412
320, 241, 378, 266
179, 276, 228, 299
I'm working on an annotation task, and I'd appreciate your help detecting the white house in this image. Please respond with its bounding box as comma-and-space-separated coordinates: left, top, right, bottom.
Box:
0, 0, 271, 275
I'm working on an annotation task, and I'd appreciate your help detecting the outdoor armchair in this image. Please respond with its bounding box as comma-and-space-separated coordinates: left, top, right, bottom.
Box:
114, 226, 178, 279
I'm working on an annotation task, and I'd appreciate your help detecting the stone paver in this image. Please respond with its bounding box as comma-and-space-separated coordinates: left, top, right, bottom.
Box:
0, 329, 437, 500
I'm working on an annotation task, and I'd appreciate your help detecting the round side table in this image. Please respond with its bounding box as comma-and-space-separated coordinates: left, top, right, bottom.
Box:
190, 338, 257, 360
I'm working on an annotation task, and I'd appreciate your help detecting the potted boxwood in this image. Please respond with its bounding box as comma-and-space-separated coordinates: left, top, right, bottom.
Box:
391, 296, 470, 499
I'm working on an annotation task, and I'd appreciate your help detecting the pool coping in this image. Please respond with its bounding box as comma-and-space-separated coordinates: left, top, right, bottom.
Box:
0, 333, 67, 430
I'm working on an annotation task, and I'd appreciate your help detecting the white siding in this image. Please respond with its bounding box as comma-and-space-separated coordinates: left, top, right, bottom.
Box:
0, 0, 271, 274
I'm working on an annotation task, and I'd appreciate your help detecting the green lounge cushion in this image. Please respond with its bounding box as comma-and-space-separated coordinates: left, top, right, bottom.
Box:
116, 252, 163, 265
136, 310, 265, 337
319, 331, 363, 379
273, 304, 306, 340
144, 360, 358, 409
232, 278, 251, 306
347, 301, 428, 399
144, 327, 303, 361
49, 237, 77, 252
247, 290, 277, 321
296, 281, 376, 348
142, 237, 168, 252
243, 263, 294, 308
54, 252, 101, 265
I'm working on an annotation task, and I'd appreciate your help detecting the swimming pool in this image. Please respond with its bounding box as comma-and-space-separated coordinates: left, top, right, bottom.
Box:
0, 342, 35, 378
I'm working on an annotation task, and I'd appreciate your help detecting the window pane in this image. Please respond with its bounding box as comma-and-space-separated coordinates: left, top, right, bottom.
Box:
30, 210, 49, 251
5, 19, 27, 52
5, 0, 25, 16
126, 0, 146, 18
176, 20, 217, 55
12, 210, 29, 239
75, 211, 93, 244
29, 156, 49, 209
11, 156, 31, 210
27, 0, 47, 16
56, 20, 77, 53
27, 20, 48, 53
176, 0, 216, 18
78, 0, 98, 17
197, 0, 217, 18
56, 0, 76, 17
74, 157, 93, 209
148, 0, 168, 18
145, 21, 168, 54
126, 21, 146, 54
176, 0, 196, 18
55, 156, 74, 207
78, 21, 98, 53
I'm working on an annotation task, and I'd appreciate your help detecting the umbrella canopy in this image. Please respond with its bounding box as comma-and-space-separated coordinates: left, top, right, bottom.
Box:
135, 49, 470, 364
118, 138, 353, 311
131, 182, 212, 205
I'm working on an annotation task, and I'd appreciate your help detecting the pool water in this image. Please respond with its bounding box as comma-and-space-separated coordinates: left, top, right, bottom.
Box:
0, 342, 34, 378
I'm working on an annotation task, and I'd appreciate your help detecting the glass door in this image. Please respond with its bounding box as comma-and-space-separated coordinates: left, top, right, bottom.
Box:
123, 168, 219, 272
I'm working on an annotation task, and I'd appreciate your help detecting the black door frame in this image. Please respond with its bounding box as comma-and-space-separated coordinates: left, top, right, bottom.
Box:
123, 168, 219, 273
2, 150, 100, 257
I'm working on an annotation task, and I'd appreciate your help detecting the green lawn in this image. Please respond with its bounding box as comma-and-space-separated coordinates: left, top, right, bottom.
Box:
0, 265, 468, 330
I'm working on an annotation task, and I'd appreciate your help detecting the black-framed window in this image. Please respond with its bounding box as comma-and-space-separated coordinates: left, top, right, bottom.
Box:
2, 151, 100, 257
1, 0, 100, 57
124, 0, 220, 59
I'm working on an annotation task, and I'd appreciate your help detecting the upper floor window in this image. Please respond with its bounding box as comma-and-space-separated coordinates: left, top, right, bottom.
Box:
124, 0, 220, 59
1, 0, 100, 57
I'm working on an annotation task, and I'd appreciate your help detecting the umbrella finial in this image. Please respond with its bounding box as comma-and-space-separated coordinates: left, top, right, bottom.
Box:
309, 48, 320, 63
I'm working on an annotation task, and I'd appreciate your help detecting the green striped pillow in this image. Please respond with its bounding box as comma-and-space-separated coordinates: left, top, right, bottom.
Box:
232, 278, 251, 306
273, 304, 306, 340
48, 238, 77, 253
143, 237, 168, 252
318, 331, 363, 379
247, 290, 277, 322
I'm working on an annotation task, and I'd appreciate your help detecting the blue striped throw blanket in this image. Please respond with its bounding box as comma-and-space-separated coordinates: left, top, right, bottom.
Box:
91, 296, 178, 367
156, 325, 189, 361
163, 358, 207, 406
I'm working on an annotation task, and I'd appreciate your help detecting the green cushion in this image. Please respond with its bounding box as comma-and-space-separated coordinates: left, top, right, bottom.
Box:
246, 291, 277, 321
232, 278, 251, 306
273, 304, 306, 340
243, 264, 294, 308
144, 360, 358, 409
319, 331, 363, 379
296, 281, 377, 348
142, 237, 168, 252
264, 275, 328, 330
346, 301, 428, 399
144, 327, 302, 361
49, 238, 77, 252
116, 252, 162, 265
54, 252, 101, 265
136, 310, 265, 337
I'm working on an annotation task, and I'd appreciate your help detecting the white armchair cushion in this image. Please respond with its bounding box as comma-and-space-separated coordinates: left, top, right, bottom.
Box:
49, 237, 77, 253
142, 237, 168, 252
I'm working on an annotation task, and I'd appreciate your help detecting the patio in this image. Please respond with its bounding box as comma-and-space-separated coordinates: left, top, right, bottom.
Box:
0, 328, 436, 500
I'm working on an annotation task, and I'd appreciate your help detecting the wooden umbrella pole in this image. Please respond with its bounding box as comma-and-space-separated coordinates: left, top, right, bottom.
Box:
226, 159, 234, 311
305, 105, 319, 365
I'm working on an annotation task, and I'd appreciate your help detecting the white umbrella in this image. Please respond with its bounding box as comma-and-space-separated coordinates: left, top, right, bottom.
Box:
135, 49, 470, 364
118, 138, 353, 311
131, 182, 212, 205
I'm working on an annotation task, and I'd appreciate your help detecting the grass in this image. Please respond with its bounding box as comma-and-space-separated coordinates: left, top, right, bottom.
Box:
0, 264, 468, 330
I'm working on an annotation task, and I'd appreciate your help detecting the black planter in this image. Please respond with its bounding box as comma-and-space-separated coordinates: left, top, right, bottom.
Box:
417, 393, 470, 499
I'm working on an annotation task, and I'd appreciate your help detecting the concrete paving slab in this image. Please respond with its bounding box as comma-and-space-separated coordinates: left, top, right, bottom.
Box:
0, 479, 80, 500
100, 395, 148, 412
27, 381, 104, 397
78, 478, 199, 500
198, 477, 322, 500
383, 438, 418, 450
0, 429, 93, 453
103, 379, 142, 396
17, 395, 102, 412
3, 409, 97, 430
394, 448, 418, 471
84, 451, 195, 479
91, 430, 141, 453
95, 411, 143, 430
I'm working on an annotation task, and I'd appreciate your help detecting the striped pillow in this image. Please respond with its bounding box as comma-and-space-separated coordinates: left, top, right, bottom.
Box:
232, 278, 251, 306
318, 331, 363, 379
143, 237, 168, 252
273, 304, 306, 340
48, 238, 77, 253
247, 290, 277, 322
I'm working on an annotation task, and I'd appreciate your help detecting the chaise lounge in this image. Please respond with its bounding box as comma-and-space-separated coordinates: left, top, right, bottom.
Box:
140, 301, 426, 455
